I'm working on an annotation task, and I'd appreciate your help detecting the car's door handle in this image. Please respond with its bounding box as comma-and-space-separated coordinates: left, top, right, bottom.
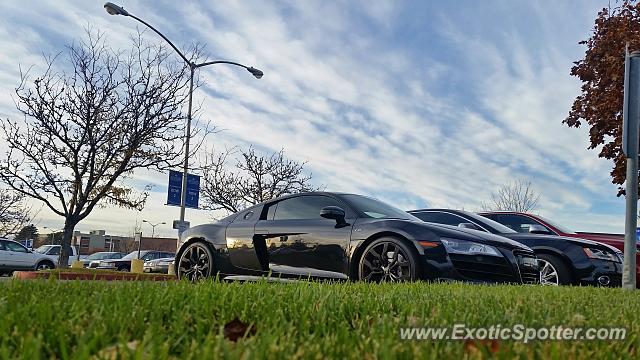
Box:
280, 236, 288, 242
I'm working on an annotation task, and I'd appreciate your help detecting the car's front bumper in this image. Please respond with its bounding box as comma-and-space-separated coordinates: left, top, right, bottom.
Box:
95, 266, 117, 271
574, 258, 623, 287
144, 264, 170, 273
421, 245, 539, 285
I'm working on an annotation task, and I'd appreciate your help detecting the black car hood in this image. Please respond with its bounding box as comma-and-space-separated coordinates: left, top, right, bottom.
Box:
504, 233, 621, 252
365, 218, 533, 252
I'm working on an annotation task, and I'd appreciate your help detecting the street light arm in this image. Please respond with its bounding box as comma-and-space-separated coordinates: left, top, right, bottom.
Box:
126, 13, 192, 65
196, 60, 263, 79
196, 60, 247, 68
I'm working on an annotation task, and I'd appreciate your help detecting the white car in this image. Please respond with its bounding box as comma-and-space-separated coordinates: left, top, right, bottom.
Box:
33, 245, 81, 267
0, 239, 57, 275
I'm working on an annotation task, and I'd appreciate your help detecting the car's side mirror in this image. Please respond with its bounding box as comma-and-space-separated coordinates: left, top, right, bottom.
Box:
320, 206, 349, 227
458, 223, 479, 230
528, 224, 550, 234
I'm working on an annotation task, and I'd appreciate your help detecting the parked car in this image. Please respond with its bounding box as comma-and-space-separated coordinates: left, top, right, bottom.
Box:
0, 239, 57, 275
97, 250, 175, 272
175, 192, 540, 284
478, 211, 640, 288
144, 257, 174, 273
409, 209, 623, 287
80, 252, 126, 268
33, 245, 82, 267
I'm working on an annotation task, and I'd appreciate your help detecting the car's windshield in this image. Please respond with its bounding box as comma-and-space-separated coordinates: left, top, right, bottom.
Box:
87, 252, 111, 260
536, 215, 576, 234
341, 194, 418, 220
34, 245, 54, 254
123, 251, 148, 260
463, 212, 518, 234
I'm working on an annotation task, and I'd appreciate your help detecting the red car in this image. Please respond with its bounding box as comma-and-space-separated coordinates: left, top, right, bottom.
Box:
478, 211, 640, 288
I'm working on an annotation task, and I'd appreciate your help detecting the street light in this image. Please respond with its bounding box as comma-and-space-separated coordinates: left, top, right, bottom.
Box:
43, 226, 62, 245
104, 2, 263, 236
142, 220, 166, 238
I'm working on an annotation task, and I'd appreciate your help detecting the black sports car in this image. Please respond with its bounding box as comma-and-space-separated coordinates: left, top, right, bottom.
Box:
175, 192, 539, 284
409, 209, 623, 287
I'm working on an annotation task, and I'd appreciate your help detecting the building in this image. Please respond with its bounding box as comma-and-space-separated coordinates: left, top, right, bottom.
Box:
72, 230, 177, 255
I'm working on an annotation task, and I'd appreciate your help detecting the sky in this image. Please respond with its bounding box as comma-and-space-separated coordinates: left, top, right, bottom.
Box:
0, 0, 628, 238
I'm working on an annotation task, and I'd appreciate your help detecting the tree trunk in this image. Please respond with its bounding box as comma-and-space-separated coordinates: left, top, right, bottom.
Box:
58, 218, 78, 268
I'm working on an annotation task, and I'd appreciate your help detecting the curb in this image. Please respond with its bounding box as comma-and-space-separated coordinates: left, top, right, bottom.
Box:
13, 271, 177, 282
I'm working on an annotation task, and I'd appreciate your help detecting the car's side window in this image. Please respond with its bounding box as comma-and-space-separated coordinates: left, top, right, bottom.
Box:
0, 241, 6, 251
272, 196, 343, 220
48, 247, 60, 255
263, 203, 278, 220
5, 242, 28, 253
496, 214, 546, 233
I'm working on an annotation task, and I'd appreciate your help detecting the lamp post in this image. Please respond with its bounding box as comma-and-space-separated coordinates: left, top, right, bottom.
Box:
142, 220, 165, 238
104, 3, 263, 236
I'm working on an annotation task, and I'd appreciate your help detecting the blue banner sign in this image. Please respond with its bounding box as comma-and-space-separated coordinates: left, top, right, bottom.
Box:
167, 170, 200, 209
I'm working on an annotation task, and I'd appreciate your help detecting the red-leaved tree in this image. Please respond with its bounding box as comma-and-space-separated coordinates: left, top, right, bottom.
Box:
565, 1, 640, 195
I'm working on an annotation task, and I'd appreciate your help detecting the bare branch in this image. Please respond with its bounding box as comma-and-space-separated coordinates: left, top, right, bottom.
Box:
480, 179, 540, 213
199, 146, 321, 215
0, 28, 203, 266
0, 188, 32, 237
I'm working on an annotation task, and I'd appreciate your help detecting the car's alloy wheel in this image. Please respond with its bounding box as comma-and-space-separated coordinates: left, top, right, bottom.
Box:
359, 238, 416, 282
538, 259, 559, 285
36, 262, 53, 271
178, 242, 214, 281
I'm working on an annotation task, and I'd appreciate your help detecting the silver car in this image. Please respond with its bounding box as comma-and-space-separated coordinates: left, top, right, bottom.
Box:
143, 257, 174, 274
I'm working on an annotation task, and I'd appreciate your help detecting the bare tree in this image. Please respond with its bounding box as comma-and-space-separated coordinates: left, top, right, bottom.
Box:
0, 30, 199, 267
0, 188, 31, 237
119, 220, 143, 253
481, 179, 540, 212
200, 146, 321, 214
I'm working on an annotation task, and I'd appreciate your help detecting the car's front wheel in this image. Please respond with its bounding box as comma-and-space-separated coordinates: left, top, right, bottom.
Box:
358, 237, 419, 282
35, 261, 54, 271
537, 254, 571, 285
177, 242, 216, 281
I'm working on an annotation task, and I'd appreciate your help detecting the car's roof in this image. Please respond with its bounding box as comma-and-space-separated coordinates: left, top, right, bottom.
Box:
237, 192, 356, 211
409, 208, 467, 214
477, 210, 529, 215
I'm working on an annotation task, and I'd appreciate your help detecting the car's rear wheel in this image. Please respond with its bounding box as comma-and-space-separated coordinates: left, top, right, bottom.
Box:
117, 266, 129, 272
537, 254, 571, 285
358, 237, 419, 282
177, 242, 216, 281
36, 261, 54, 271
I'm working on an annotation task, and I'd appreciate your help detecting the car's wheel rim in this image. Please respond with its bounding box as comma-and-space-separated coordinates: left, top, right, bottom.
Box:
538, 259, 559, 285
360, 241, 411, 282
178, 244, 211, 281
36, 264, 51, 271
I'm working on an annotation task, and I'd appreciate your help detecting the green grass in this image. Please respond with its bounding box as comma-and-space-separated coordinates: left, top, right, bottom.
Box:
0, 280, 638, 359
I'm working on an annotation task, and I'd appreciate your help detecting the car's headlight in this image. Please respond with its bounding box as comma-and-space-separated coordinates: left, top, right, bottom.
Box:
583, 247, 620, 262
440, 238, 502, 257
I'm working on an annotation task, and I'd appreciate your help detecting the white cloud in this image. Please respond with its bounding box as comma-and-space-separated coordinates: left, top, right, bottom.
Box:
0, 0, 627, 238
